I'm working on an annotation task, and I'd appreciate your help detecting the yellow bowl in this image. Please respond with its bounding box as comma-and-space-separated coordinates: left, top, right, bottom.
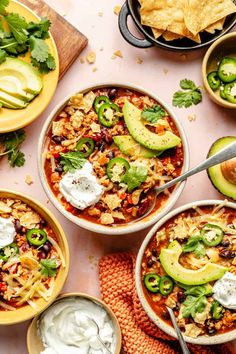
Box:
0, 0, 59, 133
27, 292, 122, 354
0, 189, 69, 325
202, 32, 236, 109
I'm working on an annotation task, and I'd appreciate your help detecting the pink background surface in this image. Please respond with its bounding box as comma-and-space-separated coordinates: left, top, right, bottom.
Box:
0, 0, 235, 352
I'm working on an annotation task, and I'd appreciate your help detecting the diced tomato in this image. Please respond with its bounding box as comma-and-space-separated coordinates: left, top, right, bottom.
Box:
0, 282, 7, 292
126, 207, 133, 214
118, 192, 127, 200
66, 204, 75, 213
127, 194, 133, 205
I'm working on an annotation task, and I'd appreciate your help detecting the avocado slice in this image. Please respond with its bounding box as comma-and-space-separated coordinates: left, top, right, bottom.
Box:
159, 241, 228, 285
0, 58, 42, 95
0, 90, 28, 109
207, 136, 236, 200
123, 100, 181, 150
113, 135, 163, 158
0, 77, 34, 102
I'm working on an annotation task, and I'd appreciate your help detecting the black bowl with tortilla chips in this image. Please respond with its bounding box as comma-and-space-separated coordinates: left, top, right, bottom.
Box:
119, 0, 236, 50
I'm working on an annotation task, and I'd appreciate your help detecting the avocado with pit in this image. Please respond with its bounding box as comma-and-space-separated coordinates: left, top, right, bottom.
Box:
123, 100, 181, 150
207, 136, 236, 200
113, 135, 163, 158
159, 240, 228, 285
0, 58, 42, 95
0, 91, 28, 109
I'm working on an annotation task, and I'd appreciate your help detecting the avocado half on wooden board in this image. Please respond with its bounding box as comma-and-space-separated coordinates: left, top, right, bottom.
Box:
207, 136, 236, 200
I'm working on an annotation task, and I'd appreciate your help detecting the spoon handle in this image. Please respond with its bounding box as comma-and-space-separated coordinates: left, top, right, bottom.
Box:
156, 141, 236, 193
167, 307, 190, 354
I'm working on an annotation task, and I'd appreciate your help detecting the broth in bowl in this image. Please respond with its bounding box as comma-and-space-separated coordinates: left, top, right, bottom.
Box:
42, 86, 184, 227
139, 202, 236, 342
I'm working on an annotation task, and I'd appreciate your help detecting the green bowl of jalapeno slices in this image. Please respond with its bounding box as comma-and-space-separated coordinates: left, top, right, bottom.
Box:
202, 32, 236, 109
136, 199, 236, 345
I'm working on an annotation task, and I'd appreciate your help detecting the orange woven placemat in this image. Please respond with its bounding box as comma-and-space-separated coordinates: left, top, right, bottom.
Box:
99, 253, 233, 354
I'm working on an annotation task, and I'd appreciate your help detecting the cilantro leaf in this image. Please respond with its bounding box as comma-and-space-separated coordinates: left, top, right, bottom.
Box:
29, 35, 49, 62
182, 295, 207, 318
0, 129, 26, 168
40, 259, 57, 277
182, 235, 205, 258
0, 0, 9, 15
122, 165, 147, 192
0, 48, 6, 63
60, 151, 86, 173
172, 79, 202, 108
141, 104, 166, 123
185, 285, 210, 297
27, 17, 51, 39
31, 53, 56, 74
5, 13, 28, 44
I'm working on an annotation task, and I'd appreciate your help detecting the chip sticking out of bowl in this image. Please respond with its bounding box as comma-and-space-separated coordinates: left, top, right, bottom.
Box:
140, 0, 236, 43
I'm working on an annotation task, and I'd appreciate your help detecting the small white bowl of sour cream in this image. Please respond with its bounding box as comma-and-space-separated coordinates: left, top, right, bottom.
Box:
27, 292, 122, 354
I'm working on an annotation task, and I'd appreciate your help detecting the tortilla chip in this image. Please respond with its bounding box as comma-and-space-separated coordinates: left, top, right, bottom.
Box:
162, 31, 182, 41
184, 0, 236, 36
151, 28, 164, 39
205, 17, 226, 33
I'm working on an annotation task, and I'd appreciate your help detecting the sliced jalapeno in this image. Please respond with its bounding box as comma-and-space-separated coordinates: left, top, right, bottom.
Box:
98, 103, 120, 128
0, 243, 19, 262
94, 95, 111, 113
144, 273, 161, 293
26, 228, 47, 247
207, 71, 221, 91
200, 224, 223, 247
106, 157, 130, 182
159, 276, 174, 296
224, 81, 236, 104
211, 300, 224, 320
220, 85, 227, 99
218, 57, 236, 83
76, 138, 95, 158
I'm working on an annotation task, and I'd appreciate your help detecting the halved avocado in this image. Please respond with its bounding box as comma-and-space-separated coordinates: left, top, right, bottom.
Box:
113, 135, 163, 158
0, 77, 34, 102
0, 58, 42, 95
123, 100, 181, 150
207, 136, 236, 200
159, 241, 228, 285
0, 91, 28, 109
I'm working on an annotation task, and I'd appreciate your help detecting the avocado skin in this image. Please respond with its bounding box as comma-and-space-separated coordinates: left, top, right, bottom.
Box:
207, 136, 236, 200
160, 241, 228, 285
123, 100, 181, 151
113, 135, 163, 158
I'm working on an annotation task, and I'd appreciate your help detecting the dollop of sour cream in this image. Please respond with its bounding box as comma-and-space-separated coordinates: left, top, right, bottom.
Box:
0, 216, 16, 248
59, 161, 104, 210
213, 272, 236, 310
39, 297, 116, 354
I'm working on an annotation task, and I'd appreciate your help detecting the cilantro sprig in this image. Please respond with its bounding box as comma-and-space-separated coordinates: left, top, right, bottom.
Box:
182, 284, 212, 319
40, 259, 57, 277
122, 165, 148, 192
0, 129, 26, 167
182, 234, 205, 258
0, 0, 55, 74
141, 105, 166, 123
60, 151, 86, 173
172, 79, 202, 108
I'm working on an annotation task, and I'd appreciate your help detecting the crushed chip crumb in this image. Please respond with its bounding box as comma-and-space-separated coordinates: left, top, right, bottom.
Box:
79, 57, 85, 64
92, 67, 98, 72
111, 55, 116, 60
114, 5, 121, 15
98, 11, 103, 17
113, 50, 123, 58
136, 58, 143, 64
188, 113, 196, 122
100, 47, 104, 51
163, 68, 169, 74
86, 51, 96, 64
25, 175, 33, 185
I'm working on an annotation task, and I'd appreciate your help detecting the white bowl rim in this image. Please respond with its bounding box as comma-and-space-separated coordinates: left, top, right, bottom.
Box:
38, 81, 190, 235
135, 199, 236, 345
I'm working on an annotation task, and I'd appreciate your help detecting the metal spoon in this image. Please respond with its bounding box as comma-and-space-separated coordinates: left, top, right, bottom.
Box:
85, 316, 113, 354
166, 307, 190, 354
140, 140, 236, 219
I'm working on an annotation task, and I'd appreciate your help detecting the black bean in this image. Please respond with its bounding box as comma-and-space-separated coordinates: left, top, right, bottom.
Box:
151, 249, 157, 257
14, 219, 23, 234
55, 164, 64, 173
221, 240, 230, 247
177, 291, 186, 303
108, 151, 115, 159
39, 219, 47, 228
147, 259, 154, 268
107, 88, 117, 101
52, 135, 65, 144
38, 251, 47, 259
207, 328, 217, 336
41, 242, 52, 254
219, 249, 235, 259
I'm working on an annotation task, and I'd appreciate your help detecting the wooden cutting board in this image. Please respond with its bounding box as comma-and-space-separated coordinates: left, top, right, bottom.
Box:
20, 0, 88, 79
